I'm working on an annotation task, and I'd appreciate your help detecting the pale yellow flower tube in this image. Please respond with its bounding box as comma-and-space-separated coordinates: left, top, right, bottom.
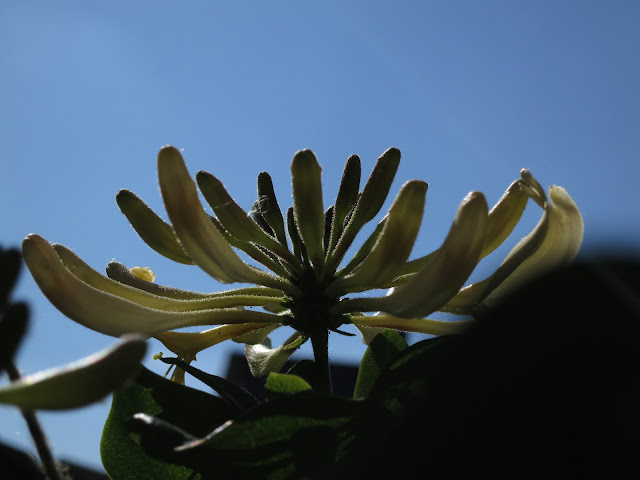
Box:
23, 234, 283, 337
442, 176, 584, 313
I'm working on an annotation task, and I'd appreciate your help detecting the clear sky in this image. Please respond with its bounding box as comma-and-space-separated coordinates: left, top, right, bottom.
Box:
1, 0, 639, 472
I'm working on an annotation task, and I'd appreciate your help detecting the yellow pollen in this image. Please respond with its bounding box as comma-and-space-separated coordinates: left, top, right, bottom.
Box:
129, 266, 156, 283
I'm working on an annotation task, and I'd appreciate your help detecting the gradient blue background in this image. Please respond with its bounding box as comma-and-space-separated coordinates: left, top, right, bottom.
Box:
2, 1, 639, 472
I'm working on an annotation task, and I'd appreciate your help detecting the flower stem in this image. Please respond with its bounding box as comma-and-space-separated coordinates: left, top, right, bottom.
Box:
6, 361, 65, 480
310, 329, 332, 395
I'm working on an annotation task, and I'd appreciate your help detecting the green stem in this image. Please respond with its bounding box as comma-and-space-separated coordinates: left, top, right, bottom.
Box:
310, 329, 332, 395
6, 361, 65, 480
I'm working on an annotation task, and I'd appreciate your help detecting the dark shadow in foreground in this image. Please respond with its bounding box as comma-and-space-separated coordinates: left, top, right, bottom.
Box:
338, 254, 640, 479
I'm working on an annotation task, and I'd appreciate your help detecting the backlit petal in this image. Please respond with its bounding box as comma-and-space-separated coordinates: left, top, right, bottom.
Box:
350, 315, 474, 336
481, 184, 584, 306
155, 323, 278, 358
244, 333, 306, 377
158, 146, 296, 294
116, 189, 193, 265
328, 180, 427, 293
197, 171, 298, 267
480, 179, 529, 259
335, 192, 488, 318
53, 243, 285, 312
23, 235, 281, 337
326, 147, 401, 273
291, 149, 326, 272
442, 178, 583, 312
327, 154, 361, 253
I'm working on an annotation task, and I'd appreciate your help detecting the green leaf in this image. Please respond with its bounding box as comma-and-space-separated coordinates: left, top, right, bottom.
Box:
285, 359, 319, 390
265, 373, 312, 398
353, 329, 408, 399
101, 367, 235, 479
367, 335, 463, 415
101, 378, 199, 480
141, 394, 387, 479
135, 367, 237, 437
0, 335, 146, 410
125, 413, 199, 467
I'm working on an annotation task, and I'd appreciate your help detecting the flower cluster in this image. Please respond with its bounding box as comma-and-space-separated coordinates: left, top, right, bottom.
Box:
22, 146, 583, 382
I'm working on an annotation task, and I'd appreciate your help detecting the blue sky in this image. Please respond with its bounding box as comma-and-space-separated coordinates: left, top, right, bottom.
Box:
1, 1, 639, 471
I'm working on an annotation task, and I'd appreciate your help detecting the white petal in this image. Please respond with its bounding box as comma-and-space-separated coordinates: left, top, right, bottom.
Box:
481, 184, 583, 306
335, 192, 488, 318
290, 149, 326, 272
54, 244, 284, 312
244, 334, 306, 377
155, 323, 279, 357
350, 315, 475, 336
23, 235, 282, 337
442, 181, 583, 312
158, 146, 297, 294
330, 180, 427, 292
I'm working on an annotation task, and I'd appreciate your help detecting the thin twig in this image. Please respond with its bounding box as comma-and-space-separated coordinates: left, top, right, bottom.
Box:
6, 361, 65, 480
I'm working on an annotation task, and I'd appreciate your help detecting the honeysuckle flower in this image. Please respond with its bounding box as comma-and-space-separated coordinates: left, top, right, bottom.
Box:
22, 146, 583, 391
438, 170, 584, 314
